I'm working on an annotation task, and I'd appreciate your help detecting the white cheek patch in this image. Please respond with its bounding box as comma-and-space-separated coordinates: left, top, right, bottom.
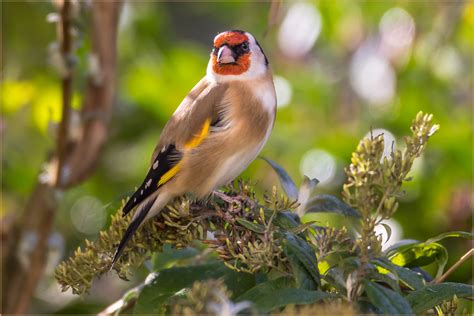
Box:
206, 32, 268, 82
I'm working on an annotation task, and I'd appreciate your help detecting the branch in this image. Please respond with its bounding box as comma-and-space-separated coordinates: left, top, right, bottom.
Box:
433, 248, 474, 284
1, 2, 122, 313
60, 1, 121, 188
55, 0, 73, 185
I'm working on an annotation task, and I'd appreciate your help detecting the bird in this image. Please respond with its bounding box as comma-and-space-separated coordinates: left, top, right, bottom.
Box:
112, 30, 276, 265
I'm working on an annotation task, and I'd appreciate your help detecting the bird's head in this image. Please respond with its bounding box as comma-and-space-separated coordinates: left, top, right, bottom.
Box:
207, 30, 269, 81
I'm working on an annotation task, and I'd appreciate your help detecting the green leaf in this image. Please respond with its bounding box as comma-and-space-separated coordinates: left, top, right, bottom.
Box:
305, 194, 361, 218
425, 231, 474, 244
373, 258, 425, 290
283, 232, 320, 289
364, 280, 413, 314
236, 276, 295, 302
368, 270, 401, 293
381, 223, 392, 242
406, 283, 474, 313
384, 239, 419, 256
273, 211, 301, 230
134, 262, 255, 314
151, 244, 199, 271
240, 288, 334, 313
261, 157, 299, 200
235, 218, 265, 234
388, 242, 448, 278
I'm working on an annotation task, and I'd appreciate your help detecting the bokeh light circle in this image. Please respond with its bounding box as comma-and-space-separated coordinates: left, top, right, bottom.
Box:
278, 2, 322, 59
364, 128, 396, 160
350, 42, 396, 106
380, 8, 415, 48
70, 196, 106, 235
273, 75, 292, 108
299, 149, 337, 186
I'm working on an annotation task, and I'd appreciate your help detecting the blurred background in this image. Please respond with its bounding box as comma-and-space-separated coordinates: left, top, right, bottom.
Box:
2, 0, 472, 313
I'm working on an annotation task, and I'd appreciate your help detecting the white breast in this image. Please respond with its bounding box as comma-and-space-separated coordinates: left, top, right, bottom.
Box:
254, 81, 277, 115
210, 86, 276, 189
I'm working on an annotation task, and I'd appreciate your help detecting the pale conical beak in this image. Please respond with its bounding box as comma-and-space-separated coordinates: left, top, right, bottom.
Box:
217, 45, 235, 64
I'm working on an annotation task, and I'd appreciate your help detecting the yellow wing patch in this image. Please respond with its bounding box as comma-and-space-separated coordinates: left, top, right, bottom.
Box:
185, 118, 211, 149
158, 162, 182, 186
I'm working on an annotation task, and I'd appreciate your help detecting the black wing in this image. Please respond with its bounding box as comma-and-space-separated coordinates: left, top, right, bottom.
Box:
121, 144, 182, 216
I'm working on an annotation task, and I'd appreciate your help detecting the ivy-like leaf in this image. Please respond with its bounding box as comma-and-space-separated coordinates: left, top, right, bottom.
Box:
405, 282, 474, 313
261, 157, 299, 200
305, 194, 361, 218
364, 280, 413, 314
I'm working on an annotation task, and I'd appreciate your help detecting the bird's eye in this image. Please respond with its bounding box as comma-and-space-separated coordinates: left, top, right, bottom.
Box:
212, 46, 218, 54
241, 42, 249, 51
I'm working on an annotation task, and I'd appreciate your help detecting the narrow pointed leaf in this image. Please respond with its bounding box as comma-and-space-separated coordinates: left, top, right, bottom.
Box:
283, 232, 320, 289
373, 258, 425, 290
305, 194, 361, 218
425, 231, 473, 244
261, 157, 299, 200
236, 218, 265, 233
364, 280, 413, 314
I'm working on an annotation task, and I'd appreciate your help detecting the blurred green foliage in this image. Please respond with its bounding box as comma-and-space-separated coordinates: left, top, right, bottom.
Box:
2, 1, 472, 313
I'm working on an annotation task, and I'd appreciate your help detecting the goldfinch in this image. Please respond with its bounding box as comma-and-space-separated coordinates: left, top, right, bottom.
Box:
113, 30, 276, 264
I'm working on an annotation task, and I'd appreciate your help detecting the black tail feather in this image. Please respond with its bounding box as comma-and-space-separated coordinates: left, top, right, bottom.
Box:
111, 199, 154, 268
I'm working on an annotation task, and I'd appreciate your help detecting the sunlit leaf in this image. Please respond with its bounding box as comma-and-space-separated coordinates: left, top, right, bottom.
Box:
384, 239, 420, 256
388, 242, 448, 278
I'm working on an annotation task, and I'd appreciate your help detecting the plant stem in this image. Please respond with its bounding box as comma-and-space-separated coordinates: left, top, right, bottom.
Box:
433, 248, 473, 284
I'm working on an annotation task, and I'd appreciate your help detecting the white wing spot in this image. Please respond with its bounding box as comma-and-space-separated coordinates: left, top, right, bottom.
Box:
145, 179, 152, 188
133, 198, 137, 202
153, 160, 159, 169
140, 190, 144, 195
161, 146, 166, 153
